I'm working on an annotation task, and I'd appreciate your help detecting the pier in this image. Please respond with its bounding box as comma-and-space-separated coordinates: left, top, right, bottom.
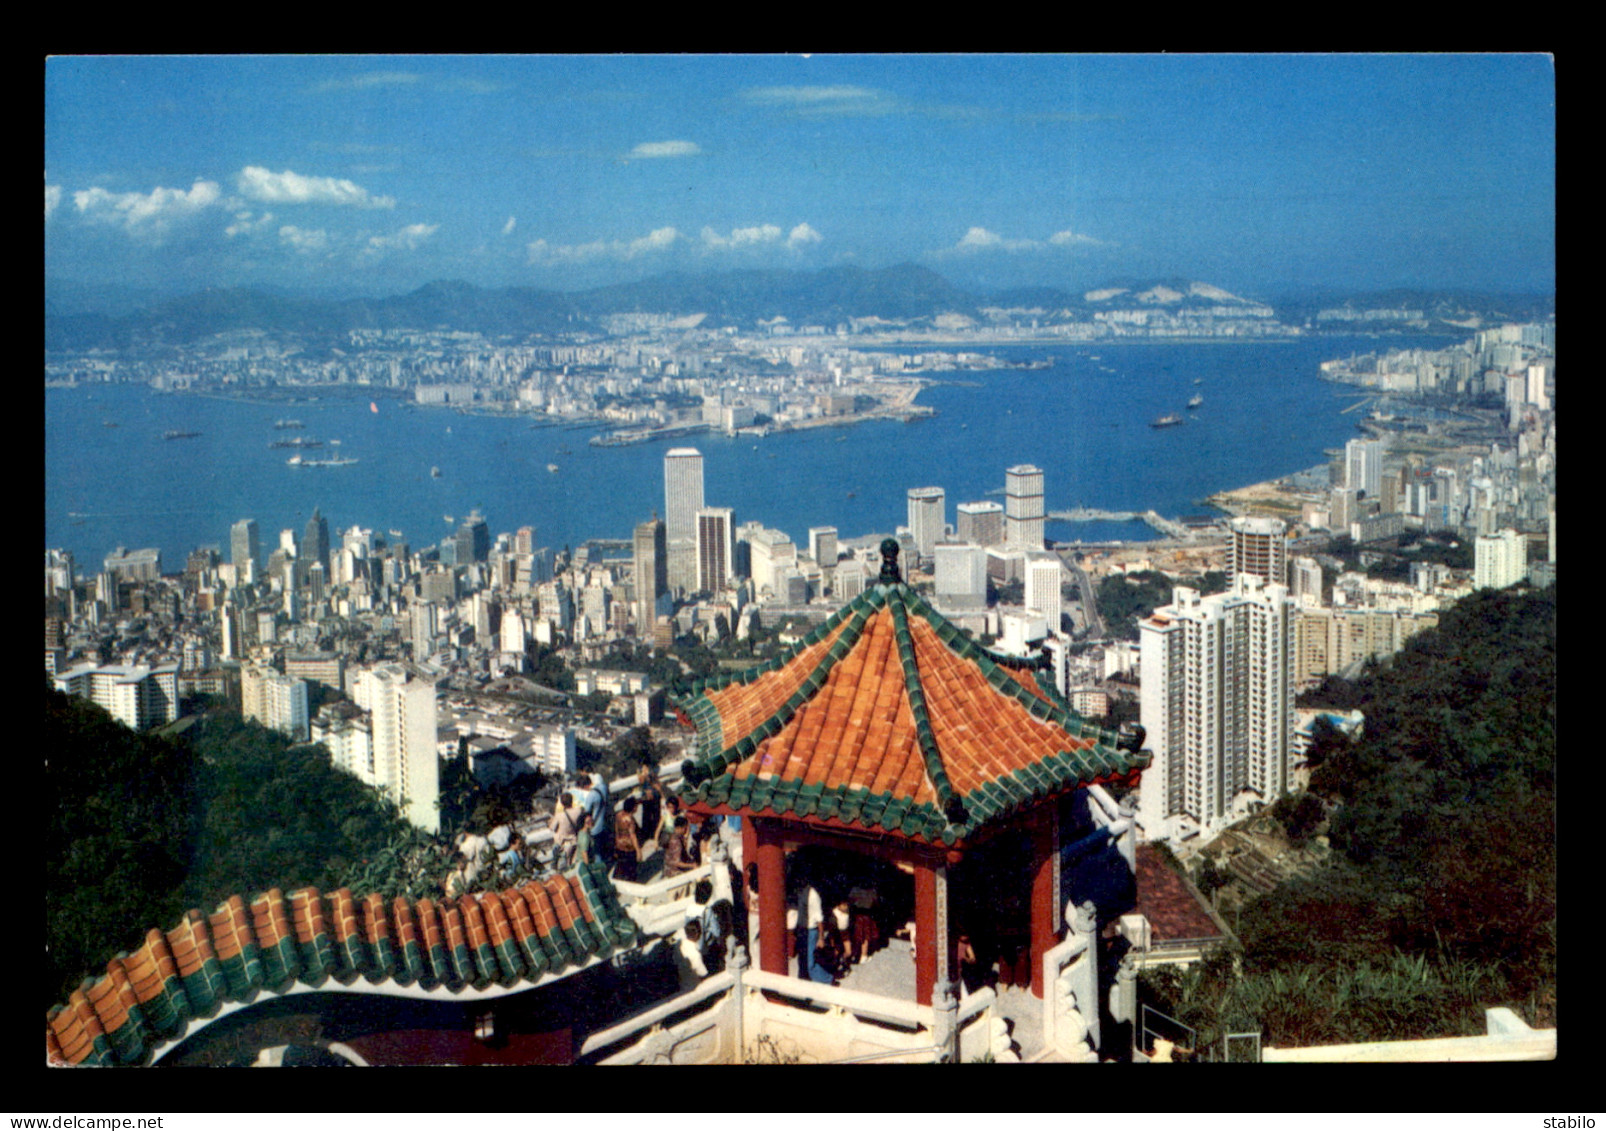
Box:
1046, 507, 1199, 541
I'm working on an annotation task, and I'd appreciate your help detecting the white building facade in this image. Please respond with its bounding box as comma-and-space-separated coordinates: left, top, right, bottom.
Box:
1138, 575, 1297, 845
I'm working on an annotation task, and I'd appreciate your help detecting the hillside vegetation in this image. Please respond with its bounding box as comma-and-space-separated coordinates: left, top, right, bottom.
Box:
1141, 584, 1556, 1051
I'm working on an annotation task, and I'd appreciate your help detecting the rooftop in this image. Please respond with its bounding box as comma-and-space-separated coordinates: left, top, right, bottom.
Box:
674, 572, 1147, 845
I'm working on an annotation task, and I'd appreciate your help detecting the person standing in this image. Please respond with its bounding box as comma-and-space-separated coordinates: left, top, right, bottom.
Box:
796, 879, 833, 984
549, 791, 580, 871
614, 797, 642, 882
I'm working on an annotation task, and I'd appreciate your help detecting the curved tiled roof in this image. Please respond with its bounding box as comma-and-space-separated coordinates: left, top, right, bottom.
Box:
46, 860, 637, 1067
674, 582, 1149, 846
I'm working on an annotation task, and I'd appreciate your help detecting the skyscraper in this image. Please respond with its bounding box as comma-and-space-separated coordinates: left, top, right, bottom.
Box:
1024, 553, 1063, 630
230, 519, 260, 585
633, 517, 667, 628
906, 487, 946, 560
1474, 528, 1527, 590
664, 448, 705, 594
1345, 439, 1383, 499
1005, 465, 1045, 551
807, 526, 839, 570
696, 507, 734, 594
934, 542, 987, 610
1138, 575, 1297, 844
956, 501, 1005, 548
303, 507, 331, 576
1229, 515, 1289, 588
363, 663, 440, 834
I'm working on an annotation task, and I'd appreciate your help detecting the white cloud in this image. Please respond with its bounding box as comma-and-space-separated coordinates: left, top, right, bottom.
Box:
309, 72, 421, 94
1049, 229, 1106, 247
73, 179, 223, 237
743, 85, 893, 115
366, 222, 439, 252
527, 226, 683, 265
936, 226, 1109, 257
502, 216, 517, 236
237, 166, 396, 209
225, 210, 275, 238
278, 225, 329, 253
700, 224, 783, 251
787, 222, 822, 248
628, 140, 701, 159
45, 183, 61, 218
955, 227, 1041, 253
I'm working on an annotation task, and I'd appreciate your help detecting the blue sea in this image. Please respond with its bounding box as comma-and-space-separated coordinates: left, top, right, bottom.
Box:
44, 336, 1441, 570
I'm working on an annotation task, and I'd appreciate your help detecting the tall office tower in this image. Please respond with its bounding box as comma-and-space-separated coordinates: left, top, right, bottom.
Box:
633, 517, 667, 628
1229, 516, 1289, 588
1005, 465, 1046, 551
1345, 439, 1383, 499
515, 526, 536, 556
1329, 486, 1358, 533
279, 529, 298, 557
410, 601, 437, 658
1138, 574, 1297, 844
230, 519, 260, 586
500, 607, 527, 656
956, 501, 1005, 548
746, 528, 797, 597
906, 487, 946, 560
1024, 553, 1064, 629
364, 663, 440, 833
696, 507, 735, 594
241, 664, 310, 741
1474, 528, 1528, 590
1526, 363, 1551, 412
1290, 556, 1324, 606
834, 559, 869, 601
934, 542, 987, 610
808, 527, 839, 570
459, 511, 490, 564
221, 605, 240, 660
308, 561, 327, 603
664, 448, 705, 594
303, 508, 331, 576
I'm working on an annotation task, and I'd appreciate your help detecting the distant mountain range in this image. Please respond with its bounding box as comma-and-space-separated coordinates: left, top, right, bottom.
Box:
43, 265, 1553, 352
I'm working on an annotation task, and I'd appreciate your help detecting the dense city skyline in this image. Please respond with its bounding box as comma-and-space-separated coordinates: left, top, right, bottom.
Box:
46, 54, 1555, 300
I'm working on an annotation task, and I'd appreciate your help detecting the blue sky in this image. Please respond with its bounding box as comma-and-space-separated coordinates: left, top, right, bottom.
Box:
44, 54, 1555, 300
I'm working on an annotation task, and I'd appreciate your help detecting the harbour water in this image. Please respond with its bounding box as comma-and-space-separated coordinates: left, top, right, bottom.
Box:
45, 335, 1447, 569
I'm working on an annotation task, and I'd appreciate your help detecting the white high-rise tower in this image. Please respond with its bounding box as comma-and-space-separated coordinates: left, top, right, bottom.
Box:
362, 663, 440, 834
1138, 574, 1297, 844
906, 487, 946, 560
664, 448, 705, 595
1005, 465, 1045, 551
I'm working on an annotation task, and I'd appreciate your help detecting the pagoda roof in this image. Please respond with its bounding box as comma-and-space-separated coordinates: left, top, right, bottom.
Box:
673, 580, 1149, 847
46, 860, 637, 1067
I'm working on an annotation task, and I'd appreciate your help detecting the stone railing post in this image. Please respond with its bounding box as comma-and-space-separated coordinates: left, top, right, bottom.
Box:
932, 979, 959, 1063
729, 942, 748, 1064
1068, 899, 1100, 1053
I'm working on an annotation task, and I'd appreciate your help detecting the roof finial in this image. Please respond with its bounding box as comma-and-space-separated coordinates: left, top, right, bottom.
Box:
878, 537, 902, 585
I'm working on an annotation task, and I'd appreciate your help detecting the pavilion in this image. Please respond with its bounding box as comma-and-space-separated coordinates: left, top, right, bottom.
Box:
674, 540, 1150, 1007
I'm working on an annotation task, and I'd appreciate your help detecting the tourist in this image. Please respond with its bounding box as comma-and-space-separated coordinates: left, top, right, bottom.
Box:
634, 766, 664, 857
575, 811, 596, 868
795, 879, 833, 984
549, 792, 580, 870
655, 795, 683, 853
848, 882, 882, 963
663, 816, 695, 878
581, 776, 609, 861
614, 796, 642, 883
674, 920, 709, 993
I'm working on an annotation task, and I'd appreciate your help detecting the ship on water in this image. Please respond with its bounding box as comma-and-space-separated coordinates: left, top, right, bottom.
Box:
270, 437, 324, 449
274, 419, 304, 429
163, 430, 201, 440
1151, 413, 1184, 428
1187, 394, 1203, 409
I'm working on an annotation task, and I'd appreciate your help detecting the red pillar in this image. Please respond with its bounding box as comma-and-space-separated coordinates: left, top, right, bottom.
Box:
914, 860, 937, 1007
1029, 805, 1058, 999
755, 817, 787, 978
